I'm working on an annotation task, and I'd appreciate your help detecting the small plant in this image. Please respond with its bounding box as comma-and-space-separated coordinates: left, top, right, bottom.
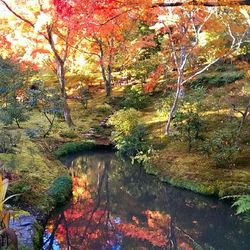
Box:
0, 97, 30, 128
108, 109, 150, 162
78, 87, 90, 108
189, 71, 244, 89
0, 174, 20, 228
174, 111, 204, 152
59, 129, 78, 139
223, 194, 250, 222
172, 88, 206, 152
202, 128, 239, 167
28, 86, 64, 137
0, 130, 21, 153
95, 104, 112, 114
54, 141, 96, 158
48, 176, 72, 205
25, 127, 44, 139
120, 85, 149, 109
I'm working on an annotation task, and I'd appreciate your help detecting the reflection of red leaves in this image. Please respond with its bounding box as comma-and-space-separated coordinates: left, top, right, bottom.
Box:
178, 242, 193, 250
115, 223, 168, 247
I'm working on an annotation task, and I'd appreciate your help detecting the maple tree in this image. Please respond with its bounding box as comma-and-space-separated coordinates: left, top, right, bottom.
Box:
146, 5, 250, 135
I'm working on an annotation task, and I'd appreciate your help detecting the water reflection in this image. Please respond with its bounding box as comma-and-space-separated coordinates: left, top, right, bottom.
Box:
43, 152, 250, 250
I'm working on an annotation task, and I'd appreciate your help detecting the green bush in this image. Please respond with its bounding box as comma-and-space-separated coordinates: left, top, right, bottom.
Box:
59, 129, 78, 139
120, 85, 149, 109
171, 88, 206, 152
189, 71, 244, 88
108, 108, 140, 137
0, 130, 21, 153
25, 127, 44, 139
95, 104, 112, 114
108, 109, 150, 162
48, 176, 72, 205
202, 128, 239, 167
117, 124, 149, 158
54, 140, 96, 158
0, 98, 30, 128
174, 111, 204, 152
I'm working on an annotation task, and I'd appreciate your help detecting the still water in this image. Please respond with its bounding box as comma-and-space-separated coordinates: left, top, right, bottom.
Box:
43, 151, 250, 250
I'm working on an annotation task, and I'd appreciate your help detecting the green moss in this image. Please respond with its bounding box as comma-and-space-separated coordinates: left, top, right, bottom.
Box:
48, 176, 72, 205
54, 140, 96, 157
189, 70, 244, 88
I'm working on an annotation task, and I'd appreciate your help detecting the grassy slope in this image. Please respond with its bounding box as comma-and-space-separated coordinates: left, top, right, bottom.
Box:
141, 70, 250, 197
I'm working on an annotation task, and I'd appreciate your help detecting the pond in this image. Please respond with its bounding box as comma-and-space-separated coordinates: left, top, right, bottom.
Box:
43, 151, 250, 250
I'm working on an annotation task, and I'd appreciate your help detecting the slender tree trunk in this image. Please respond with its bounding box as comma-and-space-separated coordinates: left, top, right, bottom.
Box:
106, 64, 112, 97
56, 61, 74, 127
165, 76, 182, 135
47, 26, 74, 127
165, 45, 186, 135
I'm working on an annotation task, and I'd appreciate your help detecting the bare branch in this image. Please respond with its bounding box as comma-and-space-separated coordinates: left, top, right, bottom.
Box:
0, 0, 34, 27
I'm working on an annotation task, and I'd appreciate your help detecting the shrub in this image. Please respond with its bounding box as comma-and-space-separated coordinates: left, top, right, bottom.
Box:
59, 129, 78, 139
120, 85, 149, 109
95, 104, 112, 114
25, 127, 44, 139
174, 111, 204, 152
0, 130, 21, 153
108, 109, 150, 162
54, 140, 96, 158
78, 87, 90, 108
0, 98, 30, 128
48, 176, 72, 205
117, 124, 149, 158
189, 71, 244, 89
27, 87, 64, 137
108, 108, 140, 140
232, 195, 250, 221
171, 88, 206, 152
10, 181, 32, 194
202, 128, 239, 167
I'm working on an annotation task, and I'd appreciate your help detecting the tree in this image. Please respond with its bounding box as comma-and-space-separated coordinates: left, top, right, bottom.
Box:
0, 0, 79, 126
28, 85, 64, 137
0, 56, 29, 128
148, 6, 249, 135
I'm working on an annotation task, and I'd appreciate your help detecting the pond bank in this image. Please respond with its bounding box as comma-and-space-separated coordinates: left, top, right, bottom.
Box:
146, 142, 250, 197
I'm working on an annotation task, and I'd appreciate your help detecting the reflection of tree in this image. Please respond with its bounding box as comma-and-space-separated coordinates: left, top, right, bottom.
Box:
43, 154, 194, 250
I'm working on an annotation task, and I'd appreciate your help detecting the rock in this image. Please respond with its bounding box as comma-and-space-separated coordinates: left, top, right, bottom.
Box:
8, 210, 41, 250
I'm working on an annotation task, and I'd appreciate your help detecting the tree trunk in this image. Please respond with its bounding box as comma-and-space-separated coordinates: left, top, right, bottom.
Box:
165, 45, 186, 135
165, 76, 182, 135
100, 63, 111, 97
56, 61, 74, 127
106, 64, 112, 97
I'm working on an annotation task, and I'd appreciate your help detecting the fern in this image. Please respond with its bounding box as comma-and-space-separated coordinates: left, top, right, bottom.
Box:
232, 195, 250, 215
223, 194, 250, 222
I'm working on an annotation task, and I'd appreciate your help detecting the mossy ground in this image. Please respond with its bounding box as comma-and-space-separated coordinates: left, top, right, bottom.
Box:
141, 73, 250, 197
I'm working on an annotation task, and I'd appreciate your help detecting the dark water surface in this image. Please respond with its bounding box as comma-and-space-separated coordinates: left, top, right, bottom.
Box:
43, 151, 250, 250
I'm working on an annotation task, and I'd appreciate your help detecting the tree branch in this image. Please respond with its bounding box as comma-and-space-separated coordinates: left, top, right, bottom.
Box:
0, 0, 34, 27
